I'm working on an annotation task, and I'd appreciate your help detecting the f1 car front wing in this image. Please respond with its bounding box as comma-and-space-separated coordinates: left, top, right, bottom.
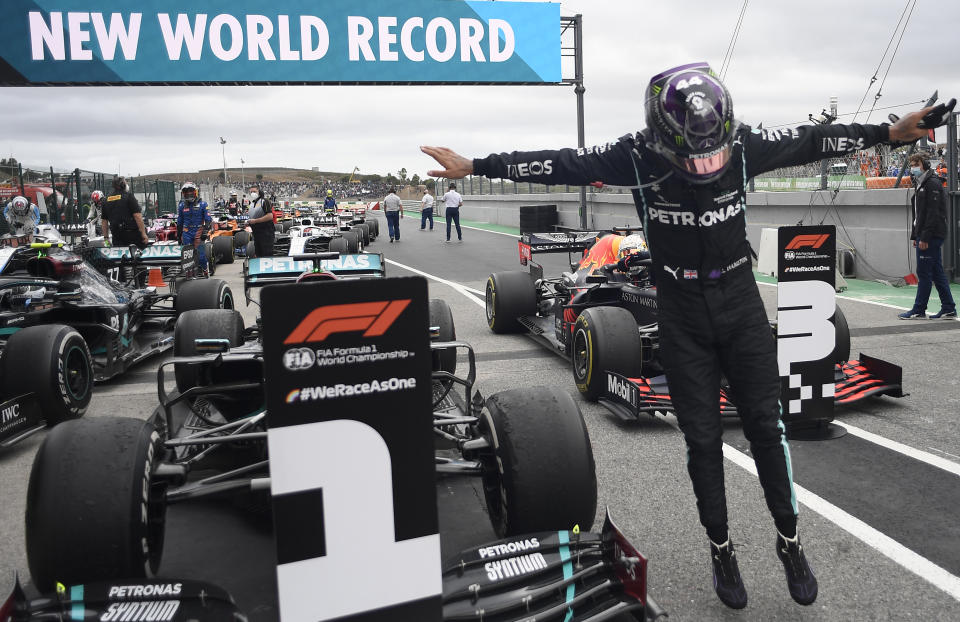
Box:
599, 353, 905, 421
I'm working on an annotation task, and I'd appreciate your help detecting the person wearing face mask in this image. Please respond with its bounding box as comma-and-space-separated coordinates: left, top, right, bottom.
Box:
899, 153, 956, 319
246, 184, 275, 257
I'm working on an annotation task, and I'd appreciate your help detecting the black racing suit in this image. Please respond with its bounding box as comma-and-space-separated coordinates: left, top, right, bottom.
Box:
473, 122, 891, 537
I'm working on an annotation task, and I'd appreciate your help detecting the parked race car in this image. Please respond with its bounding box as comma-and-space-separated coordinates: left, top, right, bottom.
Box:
273, 219, 357, 256
23, 264, 599, 607
0, 241, 233, 448
486, 229, 905, 420
147, 214, 178, 242
208, 214, 252, 265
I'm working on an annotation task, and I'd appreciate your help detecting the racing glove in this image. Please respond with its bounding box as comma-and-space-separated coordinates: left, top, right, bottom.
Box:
918, 98, 956, 129
616, 251, 651, 273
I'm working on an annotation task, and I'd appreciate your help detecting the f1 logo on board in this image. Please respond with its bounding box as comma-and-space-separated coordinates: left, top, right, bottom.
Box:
785, 234, 830, 250
284, 300, 411, 344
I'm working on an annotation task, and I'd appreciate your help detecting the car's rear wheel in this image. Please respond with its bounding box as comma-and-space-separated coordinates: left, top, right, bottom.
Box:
175, 278, 234, 313
212, 235, 235, 264
485, 271, 536, 334
246, 240, 256, 258
26, 417, 165, 591
342, 230, 360, 253
329, 237, 349, 254
368, 218, 379, 238
429, 299, 456, 407
2, 325, 92, 426
479, 387, 597, 537
234, 230, 250, 248
353, 224, 370, 246
571, 306, 642, 401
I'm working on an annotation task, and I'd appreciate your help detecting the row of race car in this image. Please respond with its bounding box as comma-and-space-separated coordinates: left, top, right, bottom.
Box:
144, 202, 380, 269
1, 217, 668, 621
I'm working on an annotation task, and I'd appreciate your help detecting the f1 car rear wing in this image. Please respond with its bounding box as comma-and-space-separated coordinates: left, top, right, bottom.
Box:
93, 243, 193, 267
242, 251, 385, 303
442, 509, 666, 621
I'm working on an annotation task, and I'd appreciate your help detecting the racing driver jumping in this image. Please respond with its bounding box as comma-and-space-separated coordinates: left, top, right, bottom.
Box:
422, 62, 953, 610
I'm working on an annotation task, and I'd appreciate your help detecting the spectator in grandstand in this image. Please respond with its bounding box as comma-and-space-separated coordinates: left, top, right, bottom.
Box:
442, 182, 463, 243
420, 188, 435, 231
900, 154, 956, 319
382, 187, 403, 242
101, 176, 149, 249
246, 184, 275, 257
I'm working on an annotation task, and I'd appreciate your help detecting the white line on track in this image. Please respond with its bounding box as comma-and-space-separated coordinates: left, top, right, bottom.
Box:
835, 422, 960, 477
399, 209, 520, 239
723, 446, 960, 601
756, 280, 916, 311
928, 447, 960, 460
385, 258, 485, 301
393, 255, 960, 602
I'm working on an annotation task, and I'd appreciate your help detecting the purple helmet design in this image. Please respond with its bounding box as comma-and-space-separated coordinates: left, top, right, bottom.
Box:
645, 63, 736, 183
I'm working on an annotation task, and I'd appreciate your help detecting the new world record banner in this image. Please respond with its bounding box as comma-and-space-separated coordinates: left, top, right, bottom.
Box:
0, 0, 561, 85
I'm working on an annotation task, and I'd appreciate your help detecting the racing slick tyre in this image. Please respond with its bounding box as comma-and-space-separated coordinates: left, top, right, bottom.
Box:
174, 309, 245, 392
234, 230, 250, 248
342, 230, 360, 253
204, 241, 216, 276
480, 386, 597, 537
353, 224, 370, 247
1, 325, 92, 427
246, 241, 257, 258
175, 278, 235, 313
26, 417, 165, 591
275, 223, 284, 233
486, 271, 536, 334
572, 306, 642, 401
429, 298, 457, 374
212, 235, 235, 265
831, 305, 851, 364
329, 237, 349, 255
281, 220, 293, 233
368, 217, 379, 238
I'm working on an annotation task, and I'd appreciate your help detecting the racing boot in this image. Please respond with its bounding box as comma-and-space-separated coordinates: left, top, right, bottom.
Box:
710, 538, 748, 609
776, 530, 818, 605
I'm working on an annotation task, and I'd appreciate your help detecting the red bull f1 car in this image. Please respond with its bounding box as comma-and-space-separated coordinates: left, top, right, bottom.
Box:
486, 229, 904, 421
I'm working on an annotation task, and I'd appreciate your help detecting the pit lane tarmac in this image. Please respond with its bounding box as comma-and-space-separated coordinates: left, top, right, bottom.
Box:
2, 216, 959, 621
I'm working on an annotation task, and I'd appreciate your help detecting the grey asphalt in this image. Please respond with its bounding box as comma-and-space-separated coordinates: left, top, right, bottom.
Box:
2, 215, 959, 621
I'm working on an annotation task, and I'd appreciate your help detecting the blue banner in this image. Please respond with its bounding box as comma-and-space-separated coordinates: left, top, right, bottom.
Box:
0, 0, 560, 85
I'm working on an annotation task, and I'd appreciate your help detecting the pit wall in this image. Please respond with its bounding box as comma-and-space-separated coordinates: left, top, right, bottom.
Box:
458, 189, 916, 278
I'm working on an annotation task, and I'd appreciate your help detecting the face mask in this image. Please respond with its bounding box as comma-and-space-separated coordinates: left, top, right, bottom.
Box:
910, 166, 923, 177
250, 192, 259, 200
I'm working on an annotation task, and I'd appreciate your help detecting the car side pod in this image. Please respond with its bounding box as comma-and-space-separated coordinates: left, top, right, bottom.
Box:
441, 509, 667, 621
1, 573, 243, 621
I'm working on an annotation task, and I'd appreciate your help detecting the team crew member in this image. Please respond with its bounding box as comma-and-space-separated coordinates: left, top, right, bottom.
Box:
899, 153, 956, 319
442, 182, 463, 243
422, 62, 950, 610
383, 187, 403, 243
227, 191, 241, 216
101, 176, 148, 248
323, 189, 337, 212
247, 184, 275, 257
420, 189, 434, 231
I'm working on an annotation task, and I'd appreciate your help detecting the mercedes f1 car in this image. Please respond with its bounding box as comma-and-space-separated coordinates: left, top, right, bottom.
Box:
0, 240, 234, 448
486, 229, 905, 421
23, 267, 599, 609
273, 219, 357, 256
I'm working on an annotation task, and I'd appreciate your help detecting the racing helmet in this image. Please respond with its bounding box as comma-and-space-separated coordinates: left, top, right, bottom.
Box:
90, 190, 105, 205
327, 189, 333, 197
181, 182, 198, 204
229, 190, 238, 200
8, 196, 29, 217
618, 234, 649, 261
645, 62, 736, 184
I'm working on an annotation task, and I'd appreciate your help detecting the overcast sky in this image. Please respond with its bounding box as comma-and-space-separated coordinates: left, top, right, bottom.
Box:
2, 0, 957, 179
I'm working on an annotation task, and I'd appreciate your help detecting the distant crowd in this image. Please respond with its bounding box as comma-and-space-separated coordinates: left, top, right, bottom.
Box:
211, 179, 398, 204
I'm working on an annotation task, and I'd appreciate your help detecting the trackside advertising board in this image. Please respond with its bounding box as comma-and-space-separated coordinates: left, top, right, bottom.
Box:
261, 277, 440, 622
0, 0, 560, 85
777, 225, 837, 425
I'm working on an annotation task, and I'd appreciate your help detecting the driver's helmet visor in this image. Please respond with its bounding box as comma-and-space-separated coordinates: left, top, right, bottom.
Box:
182, 190, 197, 201
660, 143, 732, 178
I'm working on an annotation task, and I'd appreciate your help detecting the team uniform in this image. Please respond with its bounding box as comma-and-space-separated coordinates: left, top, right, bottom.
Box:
103, 190, 146, 248
177, 197, 212, 272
